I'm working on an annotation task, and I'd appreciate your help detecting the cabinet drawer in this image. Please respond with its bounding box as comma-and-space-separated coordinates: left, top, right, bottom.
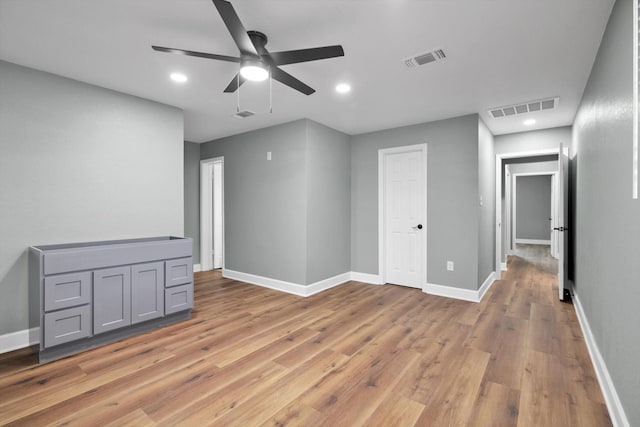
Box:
44, 272, 92, 312
165, 284, 193, 315
165, 257, 193, 287
44, 305, 91, 348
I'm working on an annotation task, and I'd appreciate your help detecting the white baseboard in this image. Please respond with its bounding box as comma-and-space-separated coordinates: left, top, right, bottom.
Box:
423, 282, 479, 302
306, 273, 352, 296
478, 271, 498, 301
572, 291, 630, 427
193, 264, 202, 273
223, 269, 309, 296
501, 262, 508, 271
515, 239, 551, 245
350, 272, 384, 285
0, 327, 39, 355
424, 272, 497, 303
222, 269, 352, 297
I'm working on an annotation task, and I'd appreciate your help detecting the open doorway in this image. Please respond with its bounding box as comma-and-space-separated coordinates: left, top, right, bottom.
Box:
200, 157, 224, 271
495, 146, 569, 300
511, 171, 558, 275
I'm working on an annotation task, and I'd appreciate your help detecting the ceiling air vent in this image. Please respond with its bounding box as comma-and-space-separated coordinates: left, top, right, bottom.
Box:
489, 97, 559, 119
232, 110, 255, 119
403, 48, 446, 68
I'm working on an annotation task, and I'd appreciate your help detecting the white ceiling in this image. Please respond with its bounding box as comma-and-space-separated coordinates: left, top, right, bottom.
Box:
0, 0, 614, 143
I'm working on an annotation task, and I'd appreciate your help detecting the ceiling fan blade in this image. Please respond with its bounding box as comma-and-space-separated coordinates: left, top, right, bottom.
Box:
211, 0, 258, 56
223, 73, 246, 93
268, 45, 345, 66
152, 45, 240, 63
270, 66, 315, 96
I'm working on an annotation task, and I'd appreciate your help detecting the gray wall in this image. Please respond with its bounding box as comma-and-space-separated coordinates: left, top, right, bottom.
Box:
0, 60, 184, 336
508, 160, 557, 175
572, 0, 640, 424
305, 121, 351, 284
184, 141, 200, 264
494, 126, 572, 155
200, 120, 309, 285
350, 114, 481, 290
477, 118, 495, 285
515, 175, 551, 241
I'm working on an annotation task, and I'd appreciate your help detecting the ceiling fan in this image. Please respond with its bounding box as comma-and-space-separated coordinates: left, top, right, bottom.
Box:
152, 0, 345, 95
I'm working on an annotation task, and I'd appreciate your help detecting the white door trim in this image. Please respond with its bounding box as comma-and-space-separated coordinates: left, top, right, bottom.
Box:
378, 143, 428, 286
495, 148, 560, 279
504, 165, 513, 255
200, 157, 225, 272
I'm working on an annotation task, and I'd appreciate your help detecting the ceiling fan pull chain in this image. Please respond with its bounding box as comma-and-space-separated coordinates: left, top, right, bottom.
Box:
236, 71, 240, 113
269, 71, 273, 114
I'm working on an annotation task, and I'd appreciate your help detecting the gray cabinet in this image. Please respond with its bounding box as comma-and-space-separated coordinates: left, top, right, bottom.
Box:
30, 236, 193, 363
93, 266, 131, 334
131, 262, 164, 324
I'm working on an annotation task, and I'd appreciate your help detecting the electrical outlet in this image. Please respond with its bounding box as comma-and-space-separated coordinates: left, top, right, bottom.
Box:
447, 261, 454, 271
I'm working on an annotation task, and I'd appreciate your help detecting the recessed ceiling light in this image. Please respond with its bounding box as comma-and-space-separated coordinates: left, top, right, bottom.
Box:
336, 83, 351, 94
523, 119, 536, 126
170, 72, 188, 83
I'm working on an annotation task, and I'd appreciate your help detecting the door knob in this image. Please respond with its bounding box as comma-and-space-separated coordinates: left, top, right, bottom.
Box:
414, 224, 423, 230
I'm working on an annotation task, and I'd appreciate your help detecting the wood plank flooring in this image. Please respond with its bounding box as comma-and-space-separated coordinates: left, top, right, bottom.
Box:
0, 246, 611, 426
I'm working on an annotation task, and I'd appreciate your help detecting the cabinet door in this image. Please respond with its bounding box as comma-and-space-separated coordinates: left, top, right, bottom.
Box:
131, 262, 164, 324
93, 266, 131, 334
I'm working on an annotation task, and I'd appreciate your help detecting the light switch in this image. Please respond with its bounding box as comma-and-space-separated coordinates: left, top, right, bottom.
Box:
267, 151, 272, 160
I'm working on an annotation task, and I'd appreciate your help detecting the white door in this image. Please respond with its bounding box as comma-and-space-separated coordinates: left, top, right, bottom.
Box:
212, 162, 223, 269
557, 145, 569, 300
382, 146, 426, 288
550, 174, 558, 259
201, 157, 224, 272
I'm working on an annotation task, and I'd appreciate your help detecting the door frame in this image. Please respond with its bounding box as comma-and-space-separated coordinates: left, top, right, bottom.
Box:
504, 165, 513, 256
378, 143, 428, 287
200, 157, 225, 272
495, 148, 560, 278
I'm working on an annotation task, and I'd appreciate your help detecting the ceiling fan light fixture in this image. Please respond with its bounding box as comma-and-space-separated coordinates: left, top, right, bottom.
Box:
335, 83, 351, 93
170, 72, 188, 83
240, 58, 269, 82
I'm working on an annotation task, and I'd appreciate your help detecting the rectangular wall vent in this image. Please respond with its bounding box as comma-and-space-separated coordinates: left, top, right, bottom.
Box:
403, 48, 446, 68
489, 97, 559, 119
232, 110, 255, 119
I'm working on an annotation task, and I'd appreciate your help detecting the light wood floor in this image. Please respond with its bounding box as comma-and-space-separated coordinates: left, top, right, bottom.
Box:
0, 248, 611, 426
